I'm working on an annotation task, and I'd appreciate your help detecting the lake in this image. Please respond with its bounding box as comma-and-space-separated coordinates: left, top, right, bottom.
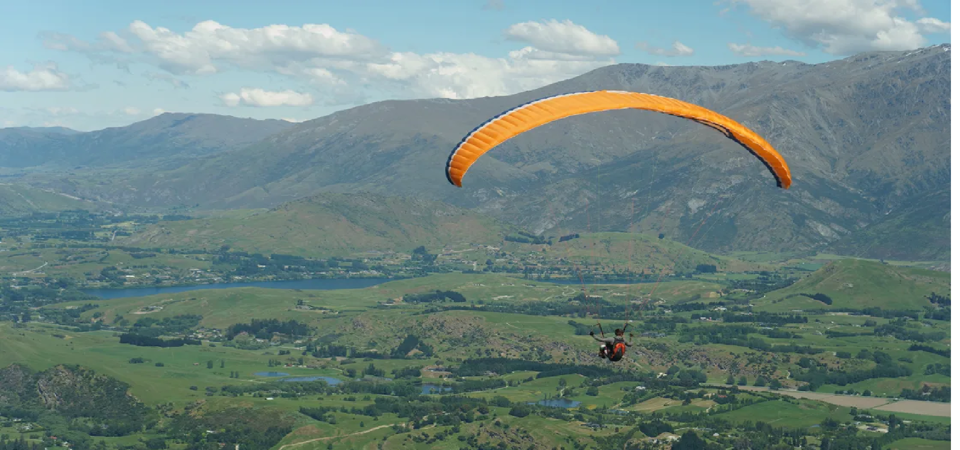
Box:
283, 376, 342, 385
534, 399, 582, 408
81, 275, 652, 300
253, 372, 343, 385
421, 383, 453, 395
82, 277, 394, 299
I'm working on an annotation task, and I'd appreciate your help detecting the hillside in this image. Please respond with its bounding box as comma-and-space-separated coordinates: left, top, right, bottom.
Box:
0, 182, 108, 215
523, 231, 770, 275
11, 45, 951, 259
117, 192, 517, 256
0, 364, 155, 435
826, 187, 950, 261
0, 113, 294, 169
756, 259, 950, 311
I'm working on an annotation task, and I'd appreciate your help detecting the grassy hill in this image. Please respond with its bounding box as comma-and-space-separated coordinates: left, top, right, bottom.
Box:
0, 183, 107, 215
755, 259, 950, 311
529, 232, 772, 275
117, 192, 516, 256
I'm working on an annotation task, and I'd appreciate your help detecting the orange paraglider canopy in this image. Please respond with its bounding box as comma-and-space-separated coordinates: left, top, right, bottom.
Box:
445, 90, 792, 189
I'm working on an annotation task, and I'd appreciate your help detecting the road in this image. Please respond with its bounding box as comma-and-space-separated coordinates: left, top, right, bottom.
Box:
12, 261, 47, 276
277, 424, 397, 450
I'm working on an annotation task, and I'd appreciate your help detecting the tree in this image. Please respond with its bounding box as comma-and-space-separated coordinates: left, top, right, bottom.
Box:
673, 431, 707, 450
862, 389, 872, 397
726, 375, 735, 385
586, 386, 599, 396
769, 378, 782, 390
508, 405, 531, 418
753, 376, 766, 387
737, 376, 748, 386
220, 359, 225, 368
207, 360, 214, 369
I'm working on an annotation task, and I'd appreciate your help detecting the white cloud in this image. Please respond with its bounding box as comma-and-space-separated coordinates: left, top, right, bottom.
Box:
45, 106, 80, 115
42, 30, 135, 54
220, 88, 314, 107
46, 18, 620, 102
727, 43, 807, 57
281, 117, 304, 123
0, 63, 72, 91
505, 20, 620, 57
916, 17, 951, 33
653, 62, 672, 66
482, 0, 504, 10
126, 20, 387, 75
358, 50, 611, 99
123, 107, 141, 116
729, 0, 952, 54
636, 41, 695, 57
153, 108, 166, 116
276, 66, 345, 86
145, 72, 190, 88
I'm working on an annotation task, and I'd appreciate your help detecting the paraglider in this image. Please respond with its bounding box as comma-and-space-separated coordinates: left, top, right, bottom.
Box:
444, 90, 792, 190
591, 329, 632, 362
443, 90, 794, 363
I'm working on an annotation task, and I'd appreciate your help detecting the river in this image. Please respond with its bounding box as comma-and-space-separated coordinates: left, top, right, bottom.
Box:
81, 277, 394, 299
81, 276, 657, 300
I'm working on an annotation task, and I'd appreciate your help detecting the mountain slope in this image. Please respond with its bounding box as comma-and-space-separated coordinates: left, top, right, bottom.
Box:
117, 192, 517, 256
0, 113, 294, 169
826, 187, 950, 261
3, 126, 80, 135
19, 46, 952, 258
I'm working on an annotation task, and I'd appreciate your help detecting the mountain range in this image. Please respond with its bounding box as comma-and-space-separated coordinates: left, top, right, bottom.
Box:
0, 113, 293, 170
1, 44, 950, 260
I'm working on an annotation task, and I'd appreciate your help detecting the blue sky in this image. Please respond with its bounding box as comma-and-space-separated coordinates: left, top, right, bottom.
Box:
0, 0, 952, 131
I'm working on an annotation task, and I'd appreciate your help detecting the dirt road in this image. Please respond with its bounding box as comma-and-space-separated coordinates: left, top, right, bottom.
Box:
707, 384, 950, 417
278, 424, 397, 450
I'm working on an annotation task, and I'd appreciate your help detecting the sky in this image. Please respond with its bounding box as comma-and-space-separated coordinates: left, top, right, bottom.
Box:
0, 0, 952, 131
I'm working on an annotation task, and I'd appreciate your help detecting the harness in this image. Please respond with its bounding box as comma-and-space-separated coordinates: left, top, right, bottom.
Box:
609, 341, 626, 361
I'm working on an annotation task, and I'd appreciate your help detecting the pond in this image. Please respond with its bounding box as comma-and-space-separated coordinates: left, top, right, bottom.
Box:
253, 372, 290, 377
82, 277, 394, 299
533, 399, 582, 408
283, 376, 342, 385
253, 372, 343, 385
421, 383, 453, 395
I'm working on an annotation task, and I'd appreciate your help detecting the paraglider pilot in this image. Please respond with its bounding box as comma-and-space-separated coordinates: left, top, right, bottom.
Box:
591, 328, 632, 362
